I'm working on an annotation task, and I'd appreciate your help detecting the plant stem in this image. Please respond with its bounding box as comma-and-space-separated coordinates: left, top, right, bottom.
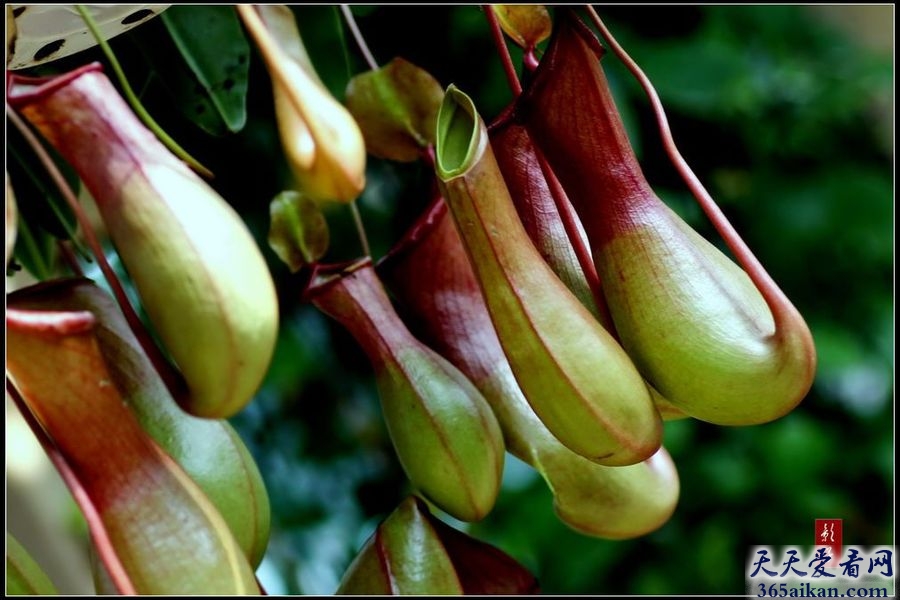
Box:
483, 5, 523, 96
6, 379, 138, 595
74, 5, 213, 179
584, 5, 795, 333
6, 104, 187, 401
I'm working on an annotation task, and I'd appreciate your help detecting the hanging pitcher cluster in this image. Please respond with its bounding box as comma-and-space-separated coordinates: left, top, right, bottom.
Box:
6, 64, 278, 593
308, 6, 816, 546
4, 5, 818, 595
516, 11, 817, 428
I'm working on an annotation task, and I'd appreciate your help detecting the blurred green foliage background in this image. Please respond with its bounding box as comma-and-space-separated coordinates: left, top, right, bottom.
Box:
7, 4, 894, 595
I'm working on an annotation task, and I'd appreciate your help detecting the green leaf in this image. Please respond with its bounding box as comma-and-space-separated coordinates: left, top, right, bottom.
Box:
161, 5, 250, 133
6, 533, 59, 595
345, 58, 445, 162
128, 16, 228, 137
268, 190, 330, 271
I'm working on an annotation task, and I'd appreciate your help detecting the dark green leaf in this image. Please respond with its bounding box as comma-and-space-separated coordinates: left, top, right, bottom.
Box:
129, 17, 229, 137
162, 5, 250, 133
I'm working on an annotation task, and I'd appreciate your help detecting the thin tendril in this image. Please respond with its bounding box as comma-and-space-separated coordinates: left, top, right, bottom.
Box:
337, 4, 376, 258
349, 202, 372, 258
584, 5, 794, 331
333, 6, 356, 81
6, 379, 138, 595
74, 5, 213, 179
339, 5, 379, 71
483, 5, 523, 96
6, 104, 186, 400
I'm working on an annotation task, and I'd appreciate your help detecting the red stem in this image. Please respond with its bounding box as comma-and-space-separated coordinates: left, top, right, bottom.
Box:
6, 379, 138, 595
584, 6, 794, 335
6, 104, 187, 401
483, 5, 523, 96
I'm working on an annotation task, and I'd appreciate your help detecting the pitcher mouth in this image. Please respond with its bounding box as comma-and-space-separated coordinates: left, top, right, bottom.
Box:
7, 62, 104, 108
376, 191, 448, 271
301, 256, 375, 303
